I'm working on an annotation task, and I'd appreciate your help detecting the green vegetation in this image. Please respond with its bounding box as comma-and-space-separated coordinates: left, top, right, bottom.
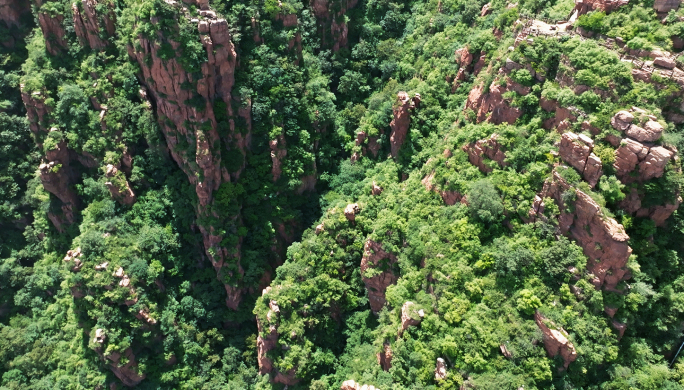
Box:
2, 0, 684, 389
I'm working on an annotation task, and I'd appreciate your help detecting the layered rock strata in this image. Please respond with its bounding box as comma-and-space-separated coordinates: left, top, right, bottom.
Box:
558, 132, 603, 187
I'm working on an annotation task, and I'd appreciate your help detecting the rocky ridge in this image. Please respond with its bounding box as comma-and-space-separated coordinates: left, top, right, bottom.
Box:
127, 0, 248, 308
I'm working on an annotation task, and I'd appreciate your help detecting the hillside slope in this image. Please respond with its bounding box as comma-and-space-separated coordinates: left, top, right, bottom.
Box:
3, 0, 684, 389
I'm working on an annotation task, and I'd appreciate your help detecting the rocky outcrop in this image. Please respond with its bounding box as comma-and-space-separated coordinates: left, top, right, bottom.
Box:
464, 76, 524, 125
463, 134, 507, 173
128, 8, 247, 308
104, 164, 136, 206
311, 0, 360, 51
534, 312, 577, 370
435, 358, 447, 380
614, 140, 672, 183
256, 287, 300, 385
34, 0, 68, 55
398, 301, 424, 335
0, 0, 31, 29
377, 342, 392, 371
344, 203, 360, 222
558, 132, 602, 187
572, 0, 628, 17
610, 109, 674, 184
390, 92, 419, 158
530, 170, 632, 292
20, 87, 51, 135
341, 380, 380, 390
611, 110, 664, 143
270, 135, 286, 182
72, 0, 115, 50
620, 187, 682, 227
540, 97, 576, 130
361, 240, 398, 313
422, 171, 465, 205
654, 0, 681, 13
106, 348, 146, 387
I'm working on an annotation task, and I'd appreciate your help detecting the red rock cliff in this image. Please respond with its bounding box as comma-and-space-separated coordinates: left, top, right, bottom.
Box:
33, 0, 68, 55
311, 0, 359, 51
361, 240, 398, 313
72, 0, 116, 50
128, 5, 247, 308
530, 170, 632, 292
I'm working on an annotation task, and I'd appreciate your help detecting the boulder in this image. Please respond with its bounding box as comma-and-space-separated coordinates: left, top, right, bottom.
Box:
610, 110, 634, 131
435, 358, 447, 381
344, 203, 360, 222
639, 146, 673, 181
654, 0, 681, 13
534, 312, 577, 370
614, 138, 650, 180
654, 56, 676, 69
399, 301, 424, 335
480, 3, 492, 16
372, 182, 383, 195
625, 121, 663, 142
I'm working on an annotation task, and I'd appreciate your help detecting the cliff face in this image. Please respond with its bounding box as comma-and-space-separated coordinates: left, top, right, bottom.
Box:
535, 311, 577, 370
464, 67, 527, 125
33, 0, 68, 55
463, 133, 507, 174
0, 0, 31, 29
389, 91, 415, 158
361, 240, 398, 313
311, 0, 359, 51
558, 132, 603, 188
72, 0, 116, 50
127, 5, 247, 308
530, 171, 632, 292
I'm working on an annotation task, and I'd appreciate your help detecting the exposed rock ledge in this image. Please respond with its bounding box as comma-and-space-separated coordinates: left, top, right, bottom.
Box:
535, 311, 577, 370
529, 170, 632, 292
558, 132, 602, 188
463, 133, 507, 173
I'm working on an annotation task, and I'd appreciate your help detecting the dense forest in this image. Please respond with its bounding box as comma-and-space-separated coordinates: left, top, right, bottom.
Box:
4, 0, 684, 388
